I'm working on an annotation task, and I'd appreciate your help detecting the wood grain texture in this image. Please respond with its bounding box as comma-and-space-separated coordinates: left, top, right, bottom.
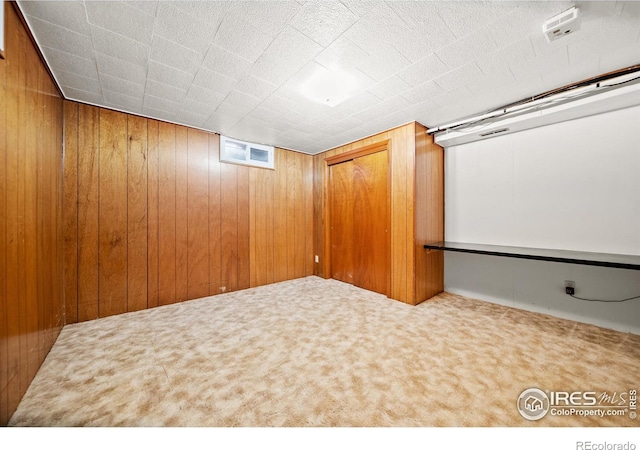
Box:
64, 105, 314, 325
157, 122, 177, 305
353, 151, 390, 295
76, 104, 100, 321
209, 134, 222, 295
330, 161, 354, 284
313, 123, 442, 305
98, 110, 128, 317
187, 129, 210, 300
414, 123, 444, 303
1, 3, 64, 425
175, 126, 189, 303
62, 102, 78, 324
127, 115, 148, 312
146, 120, 159, 308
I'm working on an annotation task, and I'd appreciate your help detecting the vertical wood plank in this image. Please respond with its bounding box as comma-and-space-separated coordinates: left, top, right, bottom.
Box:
209, 134, 222, 296
16, 18, 28, 400
303, 154, 314, 276
127, 115, 148, 312
5, 9, 21, 412
390, 127, 408, 302
25, 40, 40, 386
187, 129, 210, 300
294, 153, 306, 279
249, 167, 259, 287
286, 151, 296, 280
158, 122, 176, 305
273, 149, 288, 283
98, 109, 128, 317
77, 104, 100, 322
63, 102, 78, 323
146, 120, 159, 308
175, 126, 189, 303
237, 166, 250, 290
0, 9, 8, 421
220, 163, 238, 292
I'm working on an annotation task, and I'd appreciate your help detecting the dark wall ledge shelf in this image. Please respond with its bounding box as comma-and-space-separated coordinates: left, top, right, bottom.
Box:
423, 241, 640, 270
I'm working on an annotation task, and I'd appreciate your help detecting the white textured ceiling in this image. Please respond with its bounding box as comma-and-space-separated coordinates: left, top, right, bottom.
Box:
17, 0, 640, 154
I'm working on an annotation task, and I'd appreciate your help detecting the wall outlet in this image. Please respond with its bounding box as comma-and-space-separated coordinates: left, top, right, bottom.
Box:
315, 255, 319, 263
565, 280, 575, 295
220, 286, 226, 292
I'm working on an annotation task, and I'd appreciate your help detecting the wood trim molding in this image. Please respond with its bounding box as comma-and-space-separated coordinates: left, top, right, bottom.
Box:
325, 140, 389, 166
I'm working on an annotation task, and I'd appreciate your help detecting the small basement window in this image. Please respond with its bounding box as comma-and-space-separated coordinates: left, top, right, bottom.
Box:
220, 135, 274, 170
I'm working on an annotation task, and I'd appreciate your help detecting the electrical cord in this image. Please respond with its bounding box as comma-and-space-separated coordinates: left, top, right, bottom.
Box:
570, 293, 640, 303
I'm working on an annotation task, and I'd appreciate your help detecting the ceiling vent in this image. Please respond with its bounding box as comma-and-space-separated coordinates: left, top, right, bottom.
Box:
543, 6, 580, 42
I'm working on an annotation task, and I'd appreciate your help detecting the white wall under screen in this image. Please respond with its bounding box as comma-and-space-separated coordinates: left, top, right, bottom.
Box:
444, 105, 640, 333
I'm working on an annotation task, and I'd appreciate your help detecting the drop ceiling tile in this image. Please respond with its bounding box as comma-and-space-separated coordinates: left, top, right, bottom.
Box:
203, 111, 242, 132
437, 1, 517, 39
510, 47, 569, 83
145, 80, 188, 104
228, 118, 280, 145
400, 80, 445, 105
477, 38, 536, 76
97, 52, 147, 86
353, 95, 412, 123
225, 1, 300, 37
436, 28, 498, 71
100, 73, 145, 99
466, 68, 517, 96
85, 1, 154, 45
143, 94, 182, 115
357, 44, 412, 82
202, 45, 254, 81
542, 56, 600, 89
251, 26, 323, 85
154, 3, 220, 55
330, 91, 380, 118
289, 0, 357, 47
61, 86, 103, 105
20, 1, 91, 36
339, 0, 383, 17
26, 17, 93, 57
598, 41, 640, 74
55, 70, 101, 94
171, 1, 230, 22
224, 90, 263, 111
434, 62, 484, 92
125, 1, 158, 16
367, 75, 412, 100
397, 53, 449, 87
149, 36, 204, 75
42, 47, 99, 80
103, 89, 144, 112
213, 15, 274, 63
180, 98, 217, 119
185, 85, 226, 109
488, 3, 559, 47
215, 100, 253, 119
192, 67, 237, 95
148, 60, 195, 92
90, 26, 151, 67
175, 109, 209, 128
314, 36, 370, 71
234, 76, 278, 100
142, 105, 178, 123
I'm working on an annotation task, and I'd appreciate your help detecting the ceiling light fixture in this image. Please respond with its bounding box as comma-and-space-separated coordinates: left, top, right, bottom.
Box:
299, 67, 358, 107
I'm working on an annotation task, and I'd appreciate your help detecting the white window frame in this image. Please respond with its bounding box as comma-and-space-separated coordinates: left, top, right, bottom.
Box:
220, 135, 274, 170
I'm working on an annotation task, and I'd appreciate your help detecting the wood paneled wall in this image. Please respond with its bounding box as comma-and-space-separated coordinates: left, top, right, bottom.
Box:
0, 3, 65, 425
313, 123, 444, 305
415, 123, 444, 302
63, 103, 314, 323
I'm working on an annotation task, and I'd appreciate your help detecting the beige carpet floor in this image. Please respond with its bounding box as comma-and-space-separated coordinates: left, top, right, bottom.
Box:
9, 276, 640, 427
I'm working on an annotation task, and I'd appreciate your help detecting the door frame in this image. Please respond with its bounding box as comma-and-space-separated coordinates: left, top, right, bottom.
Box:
324, 140, 391, 294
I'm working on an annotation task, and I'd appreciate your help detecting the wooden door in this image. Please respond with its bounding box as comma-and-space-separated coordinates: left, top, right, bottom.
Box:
353, 151, 389, 295
329, 149, 389, 295
330, 160, 354, 284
